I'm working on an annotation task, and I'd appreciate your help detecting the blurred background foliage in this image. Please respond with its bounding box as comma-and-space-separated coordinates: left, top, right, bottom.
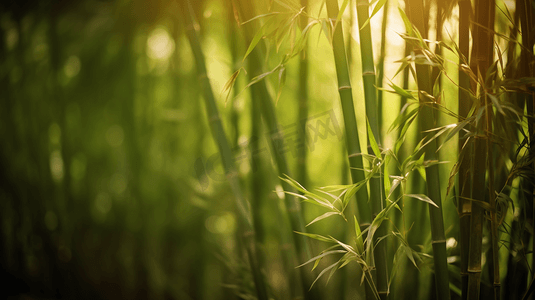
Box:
0, 0, 533, 299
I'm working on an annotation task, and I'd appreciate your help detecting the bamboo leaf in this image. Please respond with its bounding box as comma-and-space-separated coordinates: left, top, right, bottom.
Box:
222, 68, 241, 104
295, 231, 334, 243
296, 249, 346, 268
404, 245, 418, 269
336, 0, 350, 25
306, 211, 340, 227
359, 0, 388, 30
388, 176, 403, 199
406, 194, 439, 208
240, 11, 283, 25
310, 261, 339, 289
398, 7, 413, 35
243, 22, 266, 61
342, 179, 368, 208
243, 65, 279, 90
487, 93, 504, 115
390, 81, 416, 99
367, 118, 381, 158
436, 118, 472, 152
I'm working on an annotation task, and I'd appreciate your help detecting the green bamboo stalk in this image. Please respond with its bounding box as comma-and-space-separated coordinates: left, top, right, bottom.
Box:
324, 0, 372, 231
466, 0, 495, 297
430, 0, 443, 93
377, 0, 389, 137
297, 0, 308, 190
179, 2, 268, 299
228, 0, 241, 149
457, 0, 472, 299
354, 0, 388, 299
405, 0, 451, 299
518, 1, 535, 297
235, 2, 320, 299
324, 0, 373, 298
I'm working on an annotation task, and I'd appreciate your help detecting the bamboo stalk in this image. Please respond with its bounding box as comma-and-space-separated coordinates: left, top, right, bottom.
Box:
457, 0, 472, 298
466, 0, 495, 297
405, 0, 451, 299
324, 0, 371, 242
377, 0, 389, 137
235, 2, 321, 299
518, 1, 535, 298
354, 0, 388, 299
324, 0, 373, 298
228, 0, 240, 149
297, 0, 308, 190
179, 2, 268, 299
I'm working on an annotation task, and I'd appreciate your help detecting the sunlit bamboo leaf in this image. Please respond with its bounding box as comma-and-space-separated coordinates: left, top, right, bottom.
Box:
406, 194, 439, 208
306, 211, 340, 227
359, 0, 388, 30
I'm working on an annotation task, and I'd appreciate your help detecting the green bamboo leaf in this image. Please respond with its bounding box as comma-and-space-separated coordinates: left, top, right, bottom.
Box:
354, 216, 364, 254
243, 65, 279, 91
243, 23, 266, 61
338, 252, 354, 269
222, 68, 242, 104
359, 0, 388, 30
310, 261, 339, 289
487, 93, 504, 115
291, 20, 320, 58
398, 7, 413, 35
404, 245, 418, 269
367, 118, 381, 158
326, 260, 343, 283
365, 208, 387, 253
296, 249, 346, 268
331, 237, 358, 255
336, 0, 350, 25
388, 176, 403, 199
392, 109, 418, 154
342, 179, 367, 207
319, 184, 355, 192
280, 174, 306, 192
406, 194, 439, 208
388, 101, 417, 133
321, 19, 332, 44
418, 124, 455, 153
389, 82, 416, 99
310, 245, 341, 271
436, 118, 472, 152
295, 231, 335, 243
446, 160, 461, 198
389, 245, 405, 287
383, 154, 392, 194
306, 211, 340, 227
433, 71, 441, 98
240, 11, 283, 25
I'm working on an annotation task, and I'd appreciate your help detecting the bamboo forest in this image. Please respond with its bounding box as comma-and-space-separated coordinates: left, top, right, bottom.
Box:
1, 0, 534, 299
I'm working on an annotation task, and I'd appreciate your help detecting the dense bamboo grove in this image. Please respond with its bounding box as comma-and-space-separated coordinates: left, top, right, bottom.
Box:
1, 0, 534, 299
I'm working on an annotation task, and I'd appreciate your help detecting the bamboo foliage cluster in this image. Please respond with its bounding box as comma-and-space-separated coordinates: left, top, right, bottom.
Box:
181, 0, 535, 299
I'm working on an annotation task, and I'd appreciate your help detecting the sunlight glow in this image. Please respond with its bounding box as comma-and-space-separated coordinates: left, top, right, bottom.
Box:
147, 27, 175, 60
